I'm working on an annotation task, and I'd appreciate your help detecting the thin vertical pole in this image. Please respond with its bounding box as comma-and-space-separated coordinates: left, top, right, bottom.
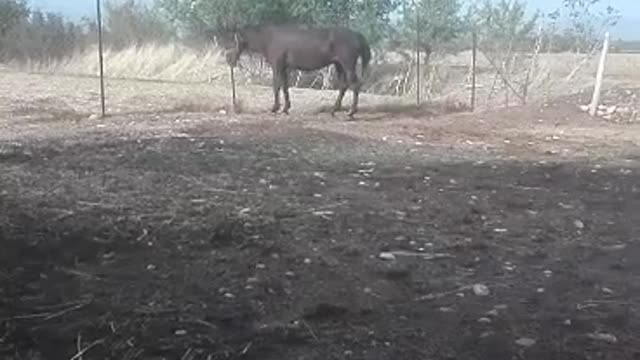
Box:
415, 1, 420, 105
471, 32, 477, 111
589, 32, 610, 116
230, 65, 237, 111
96, 0, 106, 117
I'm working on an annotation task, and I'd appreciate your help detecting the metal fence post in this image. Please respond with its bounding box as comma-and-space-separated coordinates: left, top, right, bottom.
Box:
589, 32, 610, 116
471, 32, 477, 111
415, 0, 420, 105
96, 0, 106, 117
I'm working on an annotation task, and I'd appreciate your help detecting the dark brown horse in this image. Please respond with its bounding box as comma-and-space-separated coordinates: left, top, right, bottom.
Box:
225, 24, 371, 117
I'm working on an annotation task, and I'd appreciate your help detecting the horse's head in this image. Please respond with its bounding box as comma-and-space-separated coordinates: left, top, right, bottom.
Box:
225, 31, 249, 67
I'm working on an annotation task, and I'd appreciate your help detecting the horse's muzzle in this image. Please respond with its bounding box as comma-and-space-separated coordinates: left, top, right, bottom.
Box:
225, 51, 239, 67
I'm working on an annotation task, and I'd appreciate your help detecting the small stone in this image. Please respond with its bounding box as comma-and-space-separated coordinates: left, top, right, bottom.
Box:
564, 319, 572, 326
174, 329, 188, 336
247, 277, 259, 283
419, 293, 436, 300
285, 271, 295, 278
477, 317, 492, 324
480, 331, 494, 338
219, 109, 227, 115
344, 350, 354, 356
588, 332, 617, 343
537, 288, 545, 293
378, 252, 396, 261
602, 244, 626, 251
515, 338, 536, 347
224, 293, 235, 299
486, 309, 499, 317
256, 263, 266, 269
543, 270, 553, 277
88, 114, 100, 121
473, 284, 490, 296
439, 307, 455, 313
602, 287, 614, 295
574, 220, 585, 229
303, 258, 312, 265
146, 264, 156, 270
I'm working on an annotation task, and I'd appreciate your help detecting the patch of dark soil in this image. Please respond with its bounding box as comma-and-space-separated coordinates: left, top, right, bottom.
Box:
1, 127, 639, 359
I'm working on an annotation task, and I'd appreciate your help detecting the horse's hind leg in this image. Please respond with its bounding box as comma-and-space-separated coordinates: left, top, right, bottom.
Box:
346, 70, 362, 117
271, 73, 281, 113
281, 70, 291, 114
270, 64, 285, 113
332, 63, 348, 117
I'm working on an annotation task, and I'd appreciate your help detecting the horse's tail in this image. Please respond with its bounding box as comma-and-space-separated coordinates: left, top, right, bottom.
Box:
359, 35, 372, 80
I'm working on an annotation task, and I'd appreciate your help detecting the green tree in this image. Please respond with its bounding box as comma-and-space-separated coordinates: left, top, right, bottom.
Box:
546, 0, 620, 52
0, 0, 28, 36
156, 0, 398, 47
398, 0, 464, 60
351, 0, 398, 47
465, 0, 539, 51
105, 0, 175, 49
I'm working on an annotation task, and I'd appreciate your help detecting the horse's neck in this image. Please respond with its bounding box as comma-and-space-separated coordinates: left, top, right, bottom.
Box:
243, 28, 268, 54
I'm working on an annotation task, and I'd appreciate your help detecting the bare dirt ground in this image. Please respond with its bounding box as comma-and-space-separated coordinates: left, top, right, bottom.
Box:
1, 69, 640, 359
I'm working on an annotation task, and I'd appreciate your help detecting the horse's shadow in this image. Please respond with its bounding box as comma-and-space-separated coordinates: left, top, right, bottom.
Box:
311, 101, 471, 122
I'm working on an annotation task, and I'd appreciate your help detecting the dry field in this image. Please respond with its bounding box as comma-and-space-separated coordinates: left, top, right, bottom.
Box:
1, 64, 640, 360
8, 43, 640, 106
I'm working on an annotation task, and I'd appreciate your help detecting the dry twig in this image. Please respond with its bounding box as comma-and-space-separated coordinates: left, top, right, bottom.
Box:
69, 338, 105, 360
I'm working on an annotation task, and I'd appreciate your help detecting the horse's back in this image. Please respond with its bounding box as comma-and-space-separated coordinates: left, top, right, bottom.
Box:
268, 24, 364, 45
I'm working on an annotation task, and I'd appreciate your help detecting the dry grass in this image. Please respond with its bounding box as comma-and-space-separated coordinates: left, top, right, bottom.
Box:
5, 42, 640, 111
8, 43, 234, 84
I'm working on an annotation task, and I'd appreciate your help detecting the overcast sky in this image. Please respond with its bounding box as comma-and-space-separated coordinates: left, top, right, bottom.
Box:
27, 0, 640, 40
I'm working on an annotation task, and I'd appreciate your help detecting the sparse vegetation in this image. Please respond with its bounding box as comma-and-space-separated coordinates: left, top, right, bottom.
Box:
0, 0, 634, 107
3, 1, 640, 360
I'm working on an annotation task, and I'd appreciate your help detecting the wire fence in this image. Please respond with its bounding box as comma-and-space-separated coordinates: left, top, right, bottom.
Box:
1, 0, 633, 119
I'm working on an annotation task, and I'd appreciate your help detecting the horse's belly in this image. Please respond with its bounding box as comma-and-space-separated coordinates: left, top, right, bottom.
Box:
287, 49, 332, 71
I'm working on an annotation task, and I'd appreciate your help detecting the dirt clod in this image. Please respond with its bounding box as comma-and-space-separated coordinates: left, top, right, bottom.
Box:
473, 284, 491, 296
515, 338, 537, 347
